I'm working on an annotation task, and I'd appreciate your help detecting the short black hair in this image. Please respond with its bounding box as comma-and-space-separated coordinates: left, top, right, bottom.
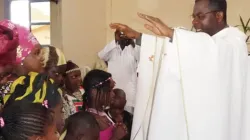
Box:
64, 111, 99, 137
196, 0, 227, 22
0, 101, 54, 140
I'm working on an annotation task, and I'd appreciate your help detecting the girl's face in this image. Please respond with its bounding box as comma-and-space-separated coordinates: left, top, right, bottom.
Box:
23, 46, 44, 74
65, 70, 82, 92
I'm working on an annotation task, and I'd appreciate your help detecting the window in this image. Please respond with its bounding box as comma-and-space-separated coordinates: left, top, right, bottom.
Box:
9, 0, 51, 46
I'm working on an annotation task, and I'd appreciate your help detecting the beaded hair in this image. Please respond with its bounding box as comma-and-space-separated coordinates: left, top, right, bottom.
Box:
65, 68, 81, 74
92, 77, 111, 88
82, 69, 112, 110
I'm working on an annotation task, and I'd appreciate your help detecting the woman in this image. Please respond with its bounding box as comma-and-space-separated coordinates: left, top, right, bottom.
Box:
3, 72, 64, 135
0, 101, 58, 140
83, 69, 127, 140
0, 20, 44, 103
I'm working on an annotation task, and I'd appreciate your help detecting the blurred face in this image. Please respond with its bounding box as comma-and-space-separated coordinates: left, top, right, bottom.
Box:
111, 93, 126, 110
65, 70, 82, 93
115, 31, 133, 48
48, 66, 66, 87
192, 0, 224, 36
23, 46, 44, 74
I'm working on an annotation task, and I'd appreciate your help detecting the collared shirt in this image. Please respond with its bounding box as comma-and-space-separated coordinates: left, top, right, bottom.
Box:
98, 40, 140, 107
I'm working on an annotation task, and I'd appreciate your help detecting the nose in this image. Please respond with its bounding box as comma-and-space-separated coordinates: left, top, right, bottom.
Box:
192, 18, 199, 27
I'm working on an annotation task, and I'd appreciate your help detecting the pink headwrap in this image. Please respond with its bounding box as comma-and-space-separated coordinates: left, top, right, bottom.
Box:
0, 20, 40, 65
0, 20, 19, 65
16, 24, 40, 64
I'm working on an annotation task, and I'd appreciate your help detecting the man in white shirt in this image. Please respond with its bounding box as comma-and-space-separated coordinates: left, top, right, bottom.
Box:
110, 0, 249, 140
98, 30, 140, 113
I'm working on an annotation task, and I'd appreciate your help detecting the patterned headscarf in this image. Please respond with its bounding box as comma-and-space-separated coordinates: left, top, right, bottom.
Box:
0, 20, 19, 65
3, 72, 62, 108
16, 24, 40, 64
42, 46, 67, 68
0, 20, 40, 65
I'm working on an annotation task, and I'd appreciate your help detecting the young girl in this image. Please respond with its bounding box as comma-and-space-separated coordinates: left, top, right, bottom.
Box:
3, 72, 65, 135
0, 101, 58, 140
63, 61, 83, 114
83, 69, 127, 140
62, 111, 100, 140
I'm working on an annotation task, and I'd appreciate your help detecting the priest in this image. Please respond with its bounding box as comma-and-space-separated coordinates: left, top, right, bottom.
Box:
110, 0, 249, 140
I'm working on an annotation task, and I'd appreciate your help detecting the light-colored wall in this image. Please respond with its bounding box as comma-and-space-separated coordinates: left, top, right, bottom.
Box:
0, 0, 4, 20
51, 0, 107, 69
52, 0, 250, 68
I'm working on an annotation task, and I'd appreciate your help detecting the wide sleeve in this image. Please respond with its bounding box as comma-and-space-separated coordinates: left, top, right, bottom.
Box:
98, 40, 117, 61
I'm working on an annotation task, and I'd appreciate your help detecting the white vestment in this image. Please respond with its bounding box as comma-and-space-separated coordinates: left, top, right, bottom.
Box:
132, 27, 248, 140
98, 40, 140, 109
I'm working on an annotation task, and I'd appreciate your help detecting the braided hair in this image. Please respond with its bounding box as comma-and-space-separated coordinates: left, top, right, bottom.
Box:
3, 72, 62, 109
0, 101, 54, 140
82, 69, 112, 110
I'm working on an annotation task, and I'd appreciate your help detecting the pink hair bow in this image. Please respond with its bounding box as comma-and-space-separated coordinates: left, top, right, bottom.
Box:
0, 117, 5, 128
42, 100, 48, 108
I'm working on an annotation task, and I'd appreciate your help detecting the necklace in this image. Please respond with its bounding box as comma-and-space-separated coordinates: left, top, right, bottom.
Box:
87, 108, 115, 125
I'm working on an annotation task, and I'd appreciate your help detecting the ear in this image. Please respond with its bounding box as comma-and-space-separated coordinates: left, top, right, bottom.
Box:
216, 11, 224, 23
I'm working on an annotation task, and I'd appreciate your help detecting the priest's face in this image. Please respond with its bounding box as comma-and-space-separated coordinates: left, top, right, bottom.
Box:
192, 0, 223, 36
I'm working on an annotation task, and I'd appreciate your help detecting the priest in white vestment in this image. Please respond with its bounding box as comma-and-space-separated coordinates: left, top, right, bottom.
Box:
109, 0, 249, 140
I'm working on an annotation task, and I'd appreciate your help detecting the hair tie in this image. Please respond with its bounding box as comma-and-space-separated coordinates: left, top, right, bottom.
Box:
0, 117, 5, 128
42, 100, 48, 108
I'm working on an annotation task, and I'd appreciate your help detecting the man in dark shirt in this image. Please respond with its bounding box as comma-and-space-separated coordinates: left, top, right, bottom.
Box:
106, 88, 133, 140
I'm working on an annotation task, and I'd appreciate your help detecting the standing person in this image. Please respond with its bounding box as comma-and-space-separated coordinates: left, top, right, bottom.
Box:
98, 30, 140, 114
0, 20, 44, 103
110, 0, 248, 140
0, 20, 44, 75
106, 88, 133, 140
64, 61, 83, 114
83, 69, 127, 140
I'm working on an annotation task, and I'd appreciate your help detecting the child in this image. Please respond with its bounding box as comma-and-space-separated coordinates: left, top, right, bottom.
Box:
64, 61, 83, 114
106, 88, 133, 140
62, 111, 100, 140
83, 69, 127, 140
0, 101, 58, 140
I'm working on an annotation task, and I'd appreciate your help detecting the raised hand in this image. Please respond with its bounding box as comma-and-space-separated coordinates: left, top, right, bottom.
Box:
110, 23, 141, 39
137, 12, 174, 38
